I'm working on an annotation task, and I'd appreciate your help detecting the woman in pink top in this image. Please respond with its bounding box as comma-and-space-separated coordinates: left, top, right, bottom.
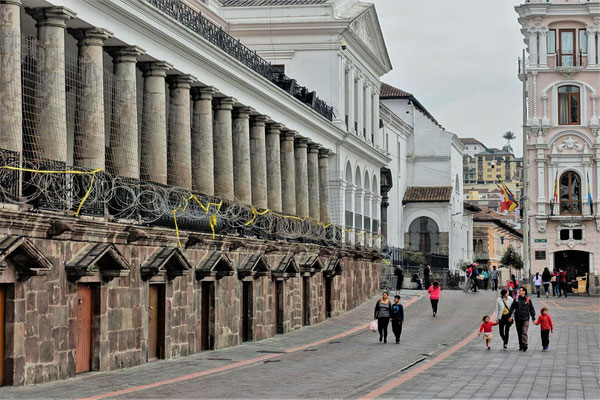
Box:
428, 281, 441, 317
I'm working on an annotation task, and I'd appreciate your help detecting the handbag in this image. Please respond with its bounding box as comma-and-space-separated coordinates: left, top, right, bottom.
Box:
502, 299, 513, 326
370, 320, 378, 332
550, 276, 556, 283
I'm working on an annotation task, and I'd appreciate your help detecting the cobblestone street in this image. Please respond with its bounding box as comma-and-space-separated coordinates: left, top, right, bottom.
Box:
1, 290, 597, 399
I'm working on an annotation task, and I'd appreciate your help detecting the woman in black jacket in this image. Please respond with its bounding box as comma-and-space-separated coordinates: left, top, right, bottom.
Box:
508, 287, 536, 351
542, 267, 552, 298
374, 292, 392, 343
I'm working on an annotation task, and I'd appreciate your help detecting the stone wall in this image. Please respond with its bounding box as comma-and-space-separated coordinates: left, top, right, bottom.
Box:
0, 210, 381, 386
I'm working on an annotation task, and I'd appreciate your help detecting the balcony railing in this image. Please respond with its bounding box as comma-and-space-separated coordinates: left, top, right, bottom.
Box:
555, 50, 585, 68
474, 251, 489, 261
143, 0, 333, 121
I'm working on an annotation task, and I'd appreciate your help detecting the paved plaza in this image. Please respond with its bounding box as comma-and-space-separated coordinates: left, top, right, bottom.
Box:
0, 290, 598, 400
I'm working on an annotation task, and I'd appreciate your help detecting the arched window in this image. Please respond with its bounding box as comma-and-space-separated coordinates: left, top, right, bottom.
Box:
408, 217, 439, 255
558, 85, 580, 125
560, 171, 581, 215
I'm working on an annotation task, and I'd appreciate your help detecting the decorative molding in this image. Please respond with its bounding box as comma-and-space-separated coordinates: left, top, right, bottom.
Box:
350, 13, 375, 51
558, 136, 583, 152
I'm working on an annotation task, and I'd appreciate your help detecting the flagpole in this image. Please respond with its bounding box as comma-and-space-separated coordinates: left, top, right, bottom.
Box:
521, 49, 531, 288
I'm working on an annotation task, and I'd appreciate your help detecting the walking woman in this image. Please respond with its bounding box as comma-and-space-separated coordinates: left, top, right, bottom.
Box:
374, 292, 392, 343
496, 289, 514, 349
542, 267, 552, 298
507, 275, 519, 299
533, 272, 542, 298
428, 281, 441, 317
551, 268, 559, 297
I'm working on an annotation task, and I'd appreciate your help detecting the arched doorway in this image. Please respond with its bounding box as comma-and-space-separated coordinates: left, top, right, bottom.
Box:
554, 250, 589, 278
408, 217, 439, 255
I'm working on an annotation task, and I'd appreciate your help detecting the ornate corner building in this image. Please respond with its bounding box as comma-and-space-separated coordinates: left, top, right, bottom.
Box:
0, 0, 385, 385
515, 0, 600, 293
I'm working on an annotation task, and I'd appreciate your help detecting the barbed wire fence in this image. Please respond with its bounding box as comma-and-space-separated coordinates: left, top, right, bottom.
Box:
0, 35, 386, 250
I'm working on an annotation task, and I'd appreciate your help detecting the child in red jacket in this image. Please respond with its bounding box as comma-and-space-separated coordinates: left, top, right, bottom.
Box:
533, 307, 554, 351
478, 315, 498, 350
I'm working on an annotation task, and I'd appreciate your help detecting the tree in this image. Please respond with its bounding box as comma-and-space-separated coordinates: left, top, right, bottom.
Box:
500, 245, 523, 277
502, 131, 516, 153
402, 249, 427, 266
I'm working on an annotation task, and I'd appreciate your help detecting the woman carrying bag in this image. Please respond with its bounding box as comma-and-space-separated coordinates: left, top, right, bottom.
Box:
496, 289, 514, 349
374, 292, 392, 343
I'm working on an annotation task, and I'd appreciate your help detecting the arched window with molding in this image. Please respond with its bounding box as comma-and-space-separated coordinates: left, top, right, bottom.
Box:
560, 171, 581, 215
558, 85, 580, 125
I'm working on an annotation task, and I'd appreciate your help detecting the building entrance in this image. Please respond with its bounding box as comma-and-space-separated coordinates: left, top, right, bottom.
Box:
554, 250, 589, 278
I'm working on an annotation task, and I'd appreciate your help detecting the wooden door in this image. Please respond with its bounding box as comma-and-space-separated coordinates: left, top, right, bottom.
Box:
201, 282, 215, 351
148, 285, 165, 360
0, 286, 5, 386
325, 277, 332, 318
559, 29, 575, 66
242, 282, 252, 342
76, 284, 93, 374
302, 277, 310, 326
274, 281, 283, 334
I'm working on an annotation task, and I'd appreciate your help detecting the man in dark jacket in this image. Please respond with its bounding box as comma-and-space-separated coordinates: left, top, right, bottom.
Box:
508, 287, 536, 351
423, 265, 431, 289
391, 295, 404, 344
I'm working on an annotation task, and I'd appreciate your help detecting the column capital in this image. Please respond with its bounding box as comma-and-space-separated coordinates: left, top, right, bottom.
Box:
281, 130, 297, 141
294, 137, 309, 148
252, 115, 270, 126
68, 27, 113, 47
234, 106, 254, 118
268, 123, 284, 134
308, 142, 321, 153
215, 96, 237, 110
139, 61, 173, 78
26, 6, 76, 28
319, 148, 331, 159
167, 74, 197, 89
106, 45, 146, 63
191, 86, 218, 101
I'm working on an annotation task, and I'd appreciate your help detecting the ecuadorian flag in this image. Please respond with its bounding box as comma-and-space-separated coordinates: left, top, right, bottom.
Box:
588, 173, 593, 214
498, 181, 518, 213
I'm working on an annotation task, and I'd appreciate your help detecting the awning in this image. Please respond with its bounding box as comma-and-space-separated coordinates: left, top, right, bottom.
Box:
296, 254, 325, 275
324, 259, 343, 276
0, 236, 52, 280
66, 243, 130, 281
237, 254, 270, 279
140, 247, 192, 281
196, 251, 234, 280
272, 255, 299, 279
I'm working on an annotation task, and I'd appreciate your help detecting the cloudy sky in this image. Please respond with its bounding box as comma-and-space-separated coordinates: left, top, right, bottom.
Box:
372, 0, 524, 155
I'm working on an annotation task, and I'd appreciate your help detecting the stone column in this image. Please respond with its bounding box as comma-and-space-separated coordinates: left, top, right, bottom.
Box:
69, 28, 113, 170
365, 84, 372, 141
538, 27, 548, 67
587, 28, 597, 67
233, 106, 253, 204
372, 90, 380, 146
266, 123, 283, 212
166, 74, 195, 189
346, 66, 355, 133
0, 0, 22, 154
139, 61, 172, 184
307, 143, 320, 220
191, 86, 217, 195
213, 97, 236, 201
528, 27, 538, 66
26, 6, 76, 163
106, 46, 145, 179
356, 78, 364, 136
318, 149, 331, 223
280, 131, 297, 215
294, 137, 309, 217
250, 115, 269, 209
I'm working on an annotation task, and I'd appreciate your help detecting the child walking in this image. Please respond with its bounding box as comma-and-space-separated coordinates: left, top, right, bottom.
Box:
533, 307, 554, 351
427, 281, 441, 317
478, 315, 498, 350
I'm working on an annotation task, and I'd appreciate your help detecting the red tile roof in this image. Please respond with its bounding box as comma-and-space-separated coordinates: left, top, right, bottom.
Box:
380, 83, 412, 98
402, 186, 453, 204
460, 138, 484, 145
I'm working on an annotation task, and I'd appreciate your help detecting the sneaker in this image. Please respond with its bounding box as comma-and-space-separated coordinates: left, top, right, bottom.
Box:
379, 335, 382, 343
503, 343, 507, 350
384, 339, 387, 344
396, 340, 400, 344
433, 312, 436, 317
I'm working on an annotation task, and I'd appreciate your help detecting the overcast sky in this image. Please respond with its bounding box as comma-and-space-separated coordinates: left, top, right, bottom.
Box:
373, 0, 524, 156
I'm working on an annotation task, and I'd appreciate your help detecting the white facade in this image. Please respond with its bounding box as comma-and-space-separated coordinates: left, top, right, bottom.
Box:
219, 0, 392, 245
381, 90, 474, 269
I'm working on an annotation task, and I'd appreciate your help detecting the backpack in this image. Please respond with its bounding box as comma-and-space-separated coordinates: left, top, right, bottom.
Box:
472, 268, 479, 277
